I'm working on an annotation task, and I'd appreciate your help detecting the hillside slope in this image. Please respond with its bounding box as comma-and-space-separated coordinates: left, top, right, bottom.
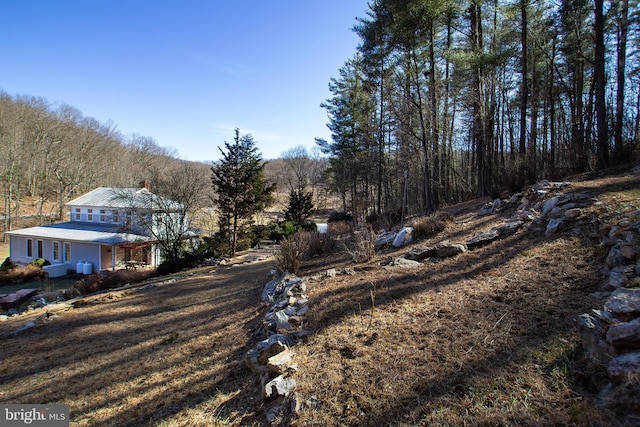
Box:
1, 169, 639, 426
289, 169, 640, 426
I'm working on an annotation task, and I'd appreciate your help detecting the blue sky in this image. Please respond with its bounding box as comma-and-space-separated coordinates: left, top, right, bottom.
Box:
0, 1, 370, 161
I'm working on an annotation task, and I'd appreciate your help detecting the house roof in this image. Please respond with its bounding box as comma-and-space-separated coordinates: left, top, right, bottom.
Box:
66, 187, 181, 210
4, 222, 153, 245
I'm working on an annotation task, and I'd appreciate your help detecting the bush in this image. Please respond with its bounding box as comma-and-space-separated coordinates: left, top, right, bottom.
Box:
156, 259, 183, 276
74, 269, 156, 295
0, 257, 15, 271
249, 224, 272, 247
284, 189, 315, 226
275, 232, 308, 274
21, 264, 45, 282
0, 264, 44, 285
28, 258, 50, 268
411, 211, 455, 240
327, 220, 353, 237
344, 226, 377, 263
328, 211, 353, 223
305, 231, 336, 258
367, 209, 402, 232
301, 221, 318, 232
281, 221, 299, 237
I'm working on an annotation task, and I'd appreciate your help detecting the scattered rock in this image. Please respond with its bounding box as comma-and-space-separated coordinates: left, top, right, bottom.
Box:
262, 274, 296, 303
478, 199, 502, 216
564, 208, 583, 221
435, 243, 467, 258
254, 273, 310, 422
392, 227, 413, 248
466, 229, 500, 249
607, 318, 640, 349
541, 197, 559, 216
265, 374, 297, 398
608, 351, 640, 381
577, 313, 616, 367
604, 271, 626, 290
605, 288, 640, 321
375, 231, 397, 249
267, 349, 296, 374
274, 311, 292, 331
382, 257, 422, 268
404, 245, 438, 261
545, 218, 563, 236
494, 221, 523, 237
11, 321, 36, 336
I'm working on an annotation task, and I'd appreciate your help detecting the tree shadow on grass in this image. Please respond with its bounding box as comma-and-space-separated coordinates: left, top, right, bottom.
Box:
0, 260, 276, 426
295, 225, 617, 426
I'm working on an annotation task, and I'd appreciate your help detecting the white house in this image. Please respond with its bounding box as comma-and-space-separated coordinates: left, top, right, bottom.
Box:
6, 186, 185, 277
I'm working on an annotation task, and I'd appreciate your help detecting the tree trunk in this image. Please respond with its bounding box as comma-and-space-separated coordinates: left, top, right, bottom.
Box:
470, 2, 489, 197
519, 0, 529, 176
614, 0, 628, 162
549, 35, 557, 178
594, 0, 609, 169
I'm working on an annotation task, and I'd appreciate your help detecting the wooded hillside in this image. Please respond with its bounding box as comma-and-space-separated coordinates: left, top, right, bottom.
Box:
2, 0, 639, 239
319, 0, 640, 222
0, 92, 213, 234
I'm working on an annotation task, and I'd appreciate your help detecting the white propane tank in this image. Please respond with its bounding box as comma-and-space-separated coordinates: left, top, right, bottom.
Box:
77, 261, 84, 274
83, 262, 93, 275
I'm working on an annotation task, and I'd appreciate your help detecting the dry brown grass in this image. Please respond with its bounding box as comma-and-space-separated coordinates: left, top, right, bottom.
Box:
0, 264, 45, 285
1, 172, 638, 426
0, 261, 274, 426
288, 173, 640, 426
292, 233, 611, 426
410, 211, 455, 240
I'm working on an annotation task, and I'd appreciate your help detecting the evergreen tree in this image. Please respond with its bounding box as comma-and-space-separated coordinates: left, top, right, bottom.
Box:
284, 188, 315, 228
211, 128, 275, 256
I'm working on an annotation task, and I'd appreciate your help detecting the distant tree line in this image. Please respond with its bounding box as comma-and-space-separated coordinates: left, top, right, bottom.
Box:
0, 92, 325, 260
0, 91, 212, 236
319, 0, 640, 222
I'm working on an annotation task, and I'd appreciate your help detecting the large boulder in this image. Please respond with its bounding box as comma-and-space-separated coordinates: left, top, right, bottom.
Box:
466, 229, 500, 249
392, 227, 413, 248
405, 241, 466, 260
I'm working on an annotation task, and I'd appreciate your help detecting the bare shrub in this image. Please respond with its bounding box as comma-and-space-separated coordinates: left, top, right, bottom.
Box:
411, 211, 454, 240
327, 220, 353, 238
305, 232, 336, 258
345, 226, 377, 263
367, 209, 401, 232
74, 269, 156, 295
275, 232, 308, 274
0, 264, 45, 286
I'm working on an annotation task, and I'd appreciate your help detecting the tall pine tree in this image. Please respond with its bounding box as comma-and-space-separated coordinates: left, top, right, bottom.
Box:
211, 128, 275, 256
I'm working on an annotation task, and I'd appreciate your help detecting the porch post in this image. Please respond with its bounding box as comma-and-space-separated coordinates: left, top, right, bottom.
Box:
111, 245, 116, 271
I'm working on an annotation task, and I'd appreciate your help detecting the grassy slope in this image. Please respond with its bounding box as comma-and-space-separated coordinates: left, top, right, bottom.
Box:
291, 172, 640, 426
1, 171, 639, 426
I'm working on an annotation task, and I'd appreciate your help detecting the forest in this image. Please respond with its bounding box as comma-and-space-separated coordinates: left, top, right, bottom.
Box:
1, 0, 639, 237
320, 0, 640, 222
